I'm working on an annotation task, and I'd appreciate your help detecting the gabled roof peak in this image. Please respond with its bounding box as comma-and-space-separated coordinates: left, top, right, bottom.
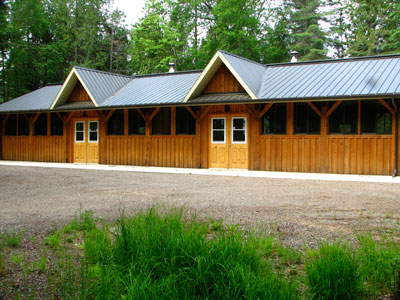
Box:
73, 66, 133, 79
217, 50, 266, 68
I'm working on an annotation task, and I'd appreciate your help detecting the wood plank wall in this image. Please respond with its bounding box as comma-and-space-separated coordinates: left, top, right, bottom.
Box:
1, 102, 399, 175
202, 64, 245, 94
67, 81, 90, 102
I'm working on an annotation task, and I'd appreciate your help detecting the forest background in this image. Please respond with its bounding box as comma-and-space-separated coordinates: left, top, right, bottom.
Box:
0, 0, 399, 103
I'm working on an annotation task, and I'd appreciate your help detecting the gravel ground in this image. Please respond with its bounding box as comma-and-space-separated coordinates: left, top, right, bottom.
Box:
1, 165, 400, 247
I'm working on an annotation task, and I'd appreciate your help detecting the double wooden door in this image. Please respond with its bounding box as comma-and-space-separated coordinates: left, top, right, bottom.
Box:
209, 114, 248, 169
73, 118, 99, 163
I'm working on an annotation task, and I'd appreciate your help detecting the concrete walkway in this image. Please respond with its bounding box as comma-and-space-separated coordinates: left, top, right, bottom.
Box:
1, 160, 399, 184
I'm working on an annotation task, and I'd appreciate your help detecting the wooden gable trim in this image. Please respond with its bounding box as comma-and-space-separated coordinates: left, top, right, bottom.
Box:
50, 68, 98, 109
183, 51, 256, 102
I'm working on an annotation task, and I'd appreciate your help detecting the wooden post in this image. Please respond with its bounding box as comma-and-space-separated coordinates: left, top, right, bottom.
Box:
195, 111, 201, 168
171, 107, 176, 136
287, 103, 294, 135
320, 106, 328, 173
250, 105, 260, 170
124, 109, 129, 136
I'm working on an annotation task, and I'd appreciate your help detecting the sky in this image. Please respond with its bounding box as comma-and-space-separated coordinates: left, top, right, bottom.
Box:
112, 0, 147, 26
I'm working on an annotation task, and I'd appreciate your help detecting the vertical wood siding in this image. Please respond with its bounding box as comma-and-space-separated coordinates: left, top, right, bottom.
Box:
2, 136, 66, 162
202, 64, 245, 94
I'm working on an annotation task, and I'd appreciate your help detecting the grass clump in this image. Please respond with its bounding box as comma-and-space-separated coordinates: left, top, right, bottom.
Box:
357, 233, 400, 297
306, 241, 363, 300
81, 208, 297, 300
64, 209, 97, 233
1, 229, 23, 247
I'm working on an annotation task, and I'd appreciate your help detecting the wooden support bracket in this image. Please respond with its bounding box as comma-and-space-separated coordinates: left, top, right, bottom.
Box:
148, 107, 160, 121
378, 98, 395, 115
32, 113, 41, 125
105, 110, 115, 122
199, 106, 211, 120
307, 102, 321, 117
245, 104, 258, 118
185, 106, 198, 120
327, 100, 343, 117
257, 103, 273, 119
65, 111, 76, 124
136, 108, 146, 120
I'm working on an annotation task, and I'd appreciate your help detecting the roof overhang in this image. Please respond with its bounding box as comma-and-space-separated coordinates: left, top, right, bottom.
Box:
50, 67, 99, 109
183, 51, 257, 102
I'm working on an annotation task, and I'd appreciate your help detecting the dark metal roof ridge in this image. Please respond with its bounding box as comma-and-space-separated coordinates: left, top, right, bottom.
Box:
134, 69, 203, 78
218, 49, 267, 68
73, 66, 134, 78
264, 53, 400, 68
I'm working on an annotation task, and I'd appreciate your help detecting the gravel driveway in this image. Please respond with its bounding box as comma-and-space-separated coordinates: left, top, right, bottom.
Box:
1, 165, 399, 247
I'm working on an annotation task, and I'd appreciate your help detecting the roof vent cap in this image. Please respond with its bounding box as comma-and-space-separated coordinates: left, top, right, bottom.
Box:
168, 62, 175, 73
290, 51, 298, 63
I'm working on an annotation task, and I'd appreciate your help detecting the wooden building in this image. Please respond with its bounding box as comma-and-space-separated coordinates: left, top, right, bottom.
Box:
0, 50, 399, 176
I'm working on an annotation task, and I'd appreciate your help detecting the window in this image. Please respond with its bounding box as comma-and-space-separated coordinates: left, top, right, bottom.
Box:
362, 100, 392, 134
107, 110, 124, 135
232, 117, 246, 143
34, 114, 47, 136
260, 103, 286, 134
294, 103, 321, 134
89, 121, 98, 142
18, 115, 29, 136
211, 118, 225, 143
152, 108, 170, 135
128, 109, 145, 135
5, 115, 17, 136
176, 107, 197, 135
51, 113, 63, 136
329, 101, 357, 134
75, 121, 85, 142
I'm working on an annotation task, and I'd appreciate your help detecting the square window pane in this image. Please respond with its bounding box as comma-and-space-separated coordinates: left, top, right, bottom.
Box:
212, 119, 225, 130
76, 132, 84, 141
233, 118, 245, 130
89, 132, 98, 142
76, 122, 84, 131
90, 122, 98, 131
213, 130, 224, 142
233, 130, 245, 142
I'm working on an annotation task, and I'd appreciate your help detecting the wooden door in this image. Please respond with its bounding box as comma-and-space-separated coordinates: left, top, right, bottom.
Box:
209, 115, 248, 169
229, 117, 248, 169
73, 119, 99, 163
210, 117, 228, 168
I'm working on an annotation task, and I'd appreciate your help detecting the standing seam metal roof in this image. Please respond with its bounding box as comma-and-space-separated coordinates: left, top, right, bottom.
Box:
74, 66, 133, 105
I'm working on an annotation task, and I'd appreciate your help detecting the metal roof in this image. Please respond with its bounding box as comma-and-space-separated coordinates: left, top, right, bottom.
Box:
258, 56, 400, 100
189, 92, 251, 104
54, 101, 95, 111
74, 67, 132, 105
220, 51, 267, 96
0, 85, 61, 113
101, 71, 201, 107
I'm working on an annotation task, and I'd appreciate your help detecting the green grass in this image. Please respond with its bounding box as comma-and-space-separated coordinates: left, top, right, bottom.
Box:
2, 208, 400, 300
81, 208, 298, 299
306, 241, 363, 300
1, 229, 23, 247
357, 233, 400, 298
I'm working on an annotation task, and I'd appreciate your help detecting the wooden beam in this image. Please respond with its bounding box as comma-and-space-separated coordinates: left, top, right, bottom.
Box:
65, 111, 76, 124
199, 106, 211, 120
378, 98, 395, 115
148, 107, 160, 121
327, 100, 343, 117
185, 106, 198, 120
136, 108, 146, 120
245, 104, 258, 118
257, 103, 274, 119
32, 113, 41, 125
105, 110, 115, 122
22, 113, 30, 122
2, 114, 10, 123
95, 110, 106, 120
307, 102, 321, 117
